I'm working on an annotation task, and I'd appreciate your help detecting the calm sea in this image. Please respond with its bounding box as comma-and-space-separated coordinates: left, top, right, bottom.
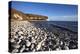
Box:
48, 21, 78, 32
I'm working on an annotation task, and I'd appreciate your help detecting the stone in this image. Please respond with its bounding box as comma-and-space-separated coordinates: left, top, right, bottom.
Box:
26, 40, 31, 47
12, 49, 18, 53
10, 38, 15, 43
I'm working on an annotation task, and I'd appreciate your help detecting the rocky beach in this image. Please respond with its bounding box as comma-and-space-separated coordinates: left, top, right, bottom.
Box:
9, 21, 78, 53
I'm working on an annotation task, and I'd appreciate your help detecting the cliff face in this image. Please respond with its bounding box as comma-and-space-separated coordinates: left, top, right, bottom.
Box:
10, 8, 48, 21
11, 8, 26, 21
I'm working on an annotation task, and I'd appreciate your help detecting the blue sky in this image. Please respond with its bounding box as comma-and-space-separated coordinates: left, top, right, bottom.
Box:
10, 1, 78, 21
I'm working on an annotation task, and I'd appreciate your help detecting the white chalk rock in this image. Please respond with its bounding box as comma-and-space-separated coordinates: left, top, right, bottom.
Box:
19, 36, 24, 39
17, 39, 21, 44
10, 39, 15, 42
14, 44, 20, 48
18, 31, 24, 36
64, 46, 69, 50
20, 45, 25, 53
12, 49, 18, 53
31, 37, 36, 43
26, 40, 31, 47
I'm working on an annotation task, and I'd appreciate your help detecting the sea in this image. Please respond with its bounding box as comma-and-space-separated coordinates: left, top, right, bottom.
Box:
48, 21, 78, 33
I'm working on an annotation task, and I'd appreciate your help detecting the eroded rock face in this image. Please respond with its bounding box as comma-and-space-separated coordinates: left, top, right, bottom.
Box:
9, 21, 78, 53
11, 8, 48, 21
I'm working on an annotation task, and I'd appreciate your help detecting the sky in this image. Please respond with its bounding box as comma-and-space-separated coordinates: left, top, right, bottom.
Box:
10, 1, 78, 21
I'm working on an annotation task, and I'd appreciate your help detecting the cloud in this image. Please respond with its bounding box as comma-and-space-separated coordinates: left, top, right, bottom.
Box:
48, 15, 78, 21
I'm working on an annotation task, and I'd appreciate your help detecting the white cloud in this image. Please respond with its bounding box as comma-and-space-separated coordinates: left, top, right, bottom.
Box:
48, 15, 78, 21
